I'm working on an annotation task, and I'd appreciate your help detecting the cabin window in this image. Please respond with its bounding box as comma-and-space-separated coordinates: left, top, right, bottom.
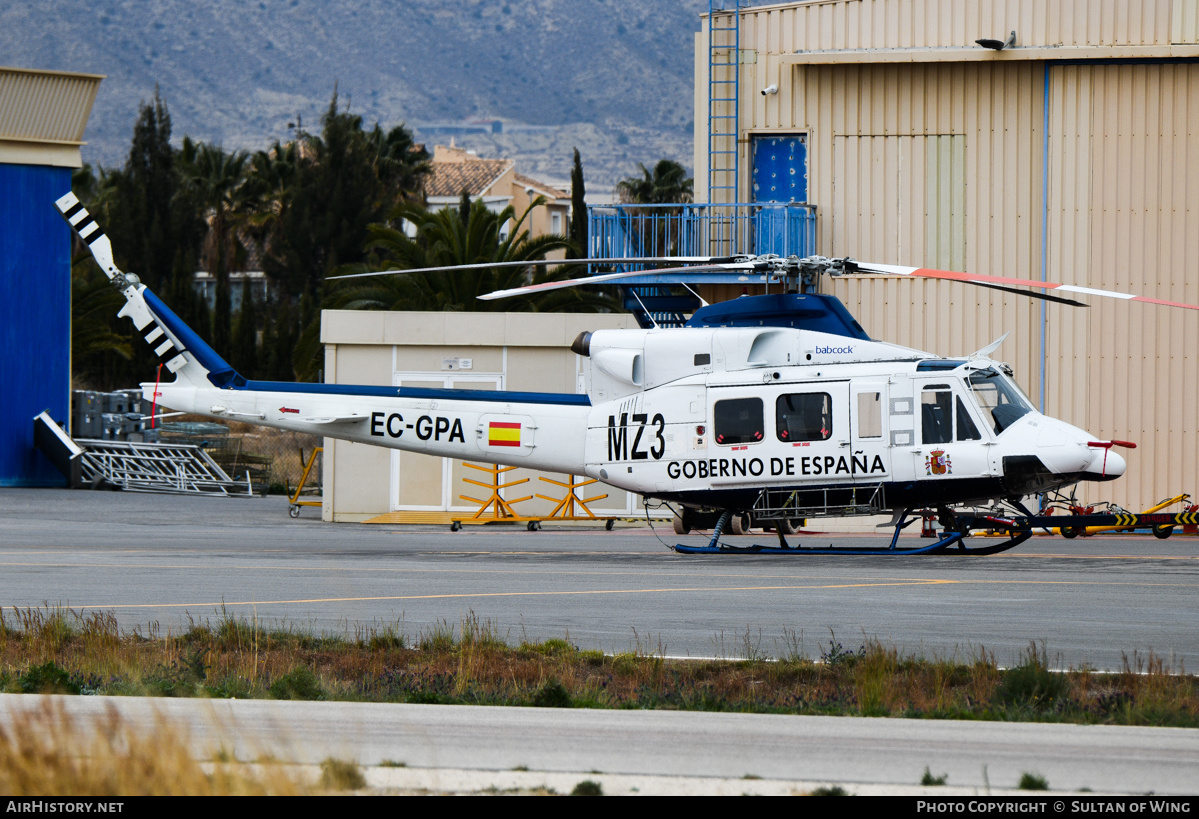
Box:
714, 398, 764, 445
923, 388, 984, 444
776, 393, 832, 442
921, 389, 953, 444
857, 392, 882, 438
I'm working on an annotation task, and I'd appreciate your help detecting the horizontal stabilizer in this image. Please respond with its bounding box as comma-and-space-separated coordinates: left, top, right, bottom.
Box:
300, 414, 369, 425
33, 411, 83, 487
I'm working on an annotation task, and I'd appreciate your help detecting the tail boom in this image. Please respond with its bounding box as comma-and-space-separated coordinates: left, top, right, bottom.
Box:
150, 379, 591, 474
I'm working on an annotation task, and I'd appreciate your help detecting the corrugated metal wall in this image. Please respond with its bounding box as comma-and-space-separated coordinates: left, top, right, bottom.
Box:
704, 1, 1199, 510
0, 68, 100, 145
1069, 63, 1199, 508
740, 0, 1179, 50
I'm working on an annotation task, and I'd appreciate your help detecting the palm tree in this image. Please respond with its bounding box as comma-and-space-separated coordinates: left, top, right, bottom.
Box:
614, 159, 695, 259
291, 196, 621, 381
242, 141, 300, 266
615, 159, 694, 206
363, 123, 431, 206
177, 141, 250, 356
331, 197, 615, 313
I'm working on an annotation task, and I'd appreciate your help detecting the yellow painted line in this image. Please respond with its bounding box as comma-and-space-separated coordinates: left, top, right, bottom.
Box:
4, 558, 1199, 591
75, 579, 958, 609
0, 558, 964, 583
1007, 552, 1199, 560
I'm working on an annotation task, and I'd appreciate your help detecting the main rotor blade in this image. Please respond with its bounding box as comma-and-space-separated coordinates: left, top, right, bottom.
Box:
852, 262, 1199, 311
969, 280, 1088, 307
478, 263, 761, 301
327, 256, 738, 281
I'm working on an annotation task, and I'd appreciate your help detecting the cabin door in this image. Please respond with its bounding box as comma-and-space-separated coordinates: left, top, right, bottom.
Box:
850, 382, 891, 484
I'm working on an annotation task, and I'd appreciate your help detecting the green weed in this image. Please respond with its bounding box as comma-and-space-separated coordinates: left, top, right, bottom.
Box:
319, 758, 365, 791
1018, 772, 1049, 791
571, 779, 603, 796
269, 666, 325, 700
921, 767, 948, 786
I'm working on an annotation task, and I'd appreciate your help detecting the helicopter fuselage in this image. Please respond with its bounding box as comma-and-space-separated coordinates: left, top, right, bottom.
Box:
151, 306, 1124, 519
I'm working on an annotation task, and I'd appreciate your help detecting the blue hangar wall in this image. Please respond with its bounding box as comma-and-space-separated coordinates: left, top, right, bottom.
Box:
0, 163, 72, 486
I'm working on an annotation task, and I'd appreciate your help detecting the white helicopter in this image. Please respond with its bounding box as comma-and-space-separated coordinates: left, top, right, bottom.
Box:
55, 191, 1199, 555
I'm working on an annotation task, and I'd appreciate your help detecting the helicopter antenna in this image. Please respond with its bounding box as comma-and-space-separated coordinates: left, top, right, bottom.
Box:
679, 281, 709, 307
627, 289, 660, 329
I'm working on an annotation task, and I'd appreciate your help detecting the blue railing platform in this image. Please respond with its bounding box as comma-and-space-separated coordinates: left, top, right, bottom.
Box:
587, 202, 817, 273
585, 202, 818, 327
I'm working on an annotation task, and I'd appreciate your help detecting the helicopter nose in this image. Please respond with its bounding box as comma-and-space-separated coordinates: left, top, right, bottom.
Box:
1083, 442, 1127, 481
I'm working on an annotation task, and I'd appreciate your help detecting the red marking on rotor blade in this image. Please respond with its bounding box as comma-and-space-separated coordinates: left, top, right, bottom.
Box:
879, 265, 1199, 311
1130, 295, 1199, 311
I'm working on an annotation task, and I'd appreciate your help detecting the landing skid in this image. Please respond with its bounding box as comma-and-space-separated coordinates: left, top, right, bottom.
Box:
670, 508, 1033, 556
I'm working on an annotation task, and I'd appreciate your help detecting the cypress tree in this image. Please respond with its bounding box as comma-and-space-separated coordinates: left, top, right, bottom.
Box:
458, 189, 472, 227
124, 87, 176, 289
569, 148, 587, 259
213, 275, 232, 360
271, 300, 297, 381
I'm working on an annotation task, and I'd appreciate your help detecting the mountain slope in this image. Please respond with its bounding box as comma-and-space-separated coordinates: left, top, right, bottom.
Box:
4, 0, 707, 191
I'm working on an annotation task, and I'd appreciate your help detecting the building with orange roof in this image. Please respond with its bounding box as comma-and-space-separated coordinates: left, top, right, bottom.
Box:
425, 144, 570, 257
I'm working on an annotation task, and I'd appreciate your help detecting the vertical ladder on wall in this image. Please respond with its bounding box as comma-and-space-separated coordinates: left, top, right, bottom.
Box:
708, 0, 741, 206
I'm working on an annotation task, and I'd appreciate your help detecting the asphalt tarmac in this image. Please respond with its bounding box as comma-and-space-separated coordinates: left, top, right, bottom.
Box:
6, 693, 1198, 795
2, 487, 1198, 670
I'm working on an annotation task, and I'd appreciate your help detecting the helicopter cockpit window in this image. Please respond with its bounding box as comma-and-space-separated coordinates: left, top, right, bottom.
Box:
714, 398, 764, 445
776, 393, 832, 442
967, 368, 1033, 435
956, 396, 982, 440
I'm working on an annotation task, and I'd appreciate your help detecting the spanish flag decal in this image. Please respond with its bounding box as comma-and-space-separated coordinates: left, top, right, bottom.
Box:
488, 421, 521, 447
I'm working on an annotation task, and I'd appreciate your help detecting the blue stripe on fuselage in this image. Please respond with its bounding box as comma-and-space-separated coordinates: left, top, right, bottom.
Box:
239, 380, 592, 406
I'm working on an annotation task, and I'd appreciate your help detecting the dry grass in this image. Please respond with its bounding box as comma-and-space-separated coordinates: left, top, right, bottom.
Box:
1, 608, 1197, 727
0, 699, 302, 796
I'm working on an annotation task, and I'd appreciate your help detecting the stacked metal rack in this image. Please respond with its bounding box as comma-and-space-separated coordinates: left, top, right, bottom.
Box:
72, 389, 158, 442
73, 437, 254, 496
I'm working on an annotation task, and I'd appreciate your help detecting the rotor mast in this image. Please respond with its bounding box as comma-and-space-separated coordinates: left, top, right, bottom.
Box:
747, 254, 859, 294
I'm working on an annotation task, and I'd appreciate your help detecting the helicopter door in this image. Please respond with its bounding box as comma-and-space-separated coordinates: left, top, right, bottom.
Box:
770, 381, 850, 485
850, 384, 891, 482
914, 382, 988, 483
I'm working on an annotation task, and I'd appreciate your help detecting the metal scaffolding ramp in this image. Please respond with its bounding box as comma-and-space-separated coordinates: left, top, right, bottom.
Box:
75, 438, 257, 496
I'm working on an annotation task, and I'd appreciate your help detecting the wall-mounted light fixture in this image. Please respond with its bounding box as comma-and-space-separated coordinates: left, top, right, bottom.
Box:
976, 30, 1016, 50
